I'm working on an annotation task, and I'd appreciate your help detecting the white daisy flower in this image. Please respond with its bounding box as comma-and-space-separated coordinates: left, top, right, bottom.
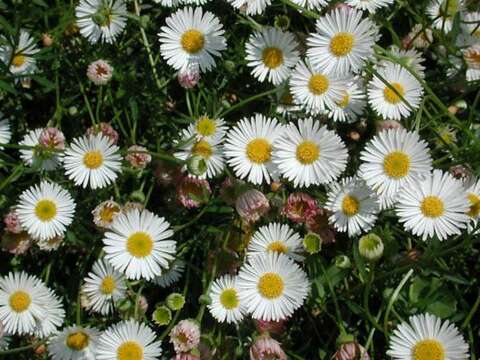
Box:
247, 222, 304, 261
0, 272, 48, 336
227, 0, 270, 15
96, 320, 162, 360
63, 133, 122, 189
103, 208, 176, 280
174, 127, 225, 179
0, 115, 12, 149
346, 0, 393, 13
92, 199, 122, 229
384, 46, 426, 79
396, 170, 470, 241
152, 259, 185, 288
48, 325, 100, 360
16, 181, 76, 241
290, 60, 350, 114
75, 0, 128, 44
153, 0, 181, 6
188, 115, 227, 140
245, 27, 300, 85
237, 252, 309, 321
464, 178, 480, 233
327, 79, 367, 122
387, 313, 469, 360
182, 0, 209, 5
325, 177, 380, 237
224, 114, 284, 185
0, 272, 64, 338
0, 30, 39, 76
427, 0, 465, 33
208, 275, 245, 324
367, 62, 423, 120
306, 7, 378, 75
20, 128, 62, 171
82, 258, 127, 315
290, 0, 329, 10
272, 117, 348, 188
360, 128, 432, 209
464, 45, 480, 82
158, 7, 226, 73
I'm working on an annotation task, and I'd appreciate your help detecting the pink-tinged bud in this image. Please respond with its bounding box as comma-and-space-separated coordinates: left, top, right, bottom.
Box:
250, 336, 287, 360
282, 192, 318, 223
87, 59, 113, 85
177, 176, 211, 209
3, 210, 22, 234
42, 33, 54, 47
334, 342, 370, 360
170, 319, 201, 353
126, 145, 151, 169
235, 189, 270, 223
137, 295, 149, 314
1, 231, 31, 255
376, 120, 403, 133
86, 122, 119, 144
254, 319, 286, 335
39, 127, 65, 150
449, 164, 473, 182
177, 66, 200, 89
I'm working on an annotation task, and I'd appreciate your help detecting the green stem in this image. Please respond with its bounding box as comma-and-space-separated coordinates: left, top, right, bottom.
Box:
461, 290, 480, 329
319, 260, 344, 333
0, 341, 45, 356
383, 269, 414, 334
218, 88, 279, 118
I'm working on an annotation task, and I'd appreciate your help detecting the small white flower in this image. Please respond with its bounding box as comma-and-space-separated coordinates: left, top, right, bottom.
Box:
48, 325, 100, 360
208, 275, 245, 324
0, 30, 39, 76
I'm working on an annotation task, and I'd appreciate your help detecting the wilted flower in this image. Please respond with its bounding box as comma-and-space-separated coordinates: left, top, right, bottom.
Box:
3, 210, 22, 234
126, 145, 151, 169
305, 207, 336, 244
250, 336, 287, 360
86, 122, 119, 144
335, 342, 370, 360
37, 234, 64, 251
404, 24, 433, 49
282, 192, 318, 223
358, 234, 384, 261
92, 199, 121, 229
235, 189, 270, 223
177, 176, 211, 209
87, 59, 113, 85
178, 66, 201, 89
39, 127, 65, 150
450, 164, 473, 182
464, 45, 480, 70
254, 319, 286, 335
170, 319, 201, 353
1, 231, 31, 255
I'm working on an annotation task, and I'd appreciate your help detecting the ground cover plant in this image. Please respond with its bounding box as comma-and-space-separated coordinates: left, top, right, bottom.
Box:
0, 0, 479, 358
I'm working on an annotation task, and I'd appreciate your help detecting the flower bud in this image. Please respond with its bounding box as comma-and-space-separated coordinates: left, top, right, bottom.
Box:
166, 293, 186, 311
335, 255, 351, 269
186, 155, 208, 177
303, 232, 322, 254
152, 305, 172, 326
358, 234, 384, 261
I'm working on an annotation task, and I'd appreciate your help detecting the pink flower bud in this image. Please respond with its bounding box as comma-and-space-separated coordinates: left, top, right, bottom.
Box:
235, 189, 270, 223
282, 192, 318, 223
177, 176, 211, 209
39, 127, 65, 150
86, 122, 119, 144
250, 336, 287, 360
126, 145, 152, 169
87, 59, 113, 85
178, 66, 200, 89
3, 210, 22, 234
170, 319, 201, 353
335, 342, 370, 360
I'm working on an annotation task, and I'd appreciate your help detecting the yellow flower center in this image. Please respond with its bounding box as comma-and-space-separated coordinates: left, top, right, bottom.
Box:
192, 140, 212, 159
267, 241, 288, 254
117, 341, 143, 360
100, 275, 116, 294
383, 151, 411, 179
12, 54, 26, 67
383, 82, 405, 104
181, 29, 205, 54
329, 32, 355, 57
467, 193, 480, 218
196, 117, 216, 136
126, 231, 154, 258
83, 150, 104, 169
257, 272, 284, 299
296, 141, 320, 165
420, 196, 444, 218
35, 199, 57, 222
262, 47, 284, 69
9, 290, 31, 313
336, 91, 350, 108
66, 331, 90, 351
413, 339, 445, 360
99, 204, 121, 224
246, 138, 271, 164
342, 195, 360, 216
219, 288, 239, 309
308, 74, 329, 95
